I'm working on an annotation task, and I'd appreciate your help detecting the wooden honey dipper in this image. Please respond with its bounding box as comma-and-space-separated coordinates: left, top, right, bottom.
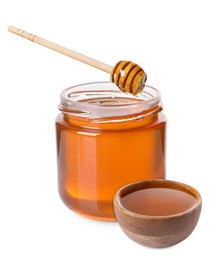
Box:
8, 26, 147, 95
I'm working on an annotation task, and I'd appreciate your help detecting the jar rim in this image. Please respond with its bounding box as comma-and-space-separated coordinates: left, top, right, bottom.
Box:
59, 81, 162, 118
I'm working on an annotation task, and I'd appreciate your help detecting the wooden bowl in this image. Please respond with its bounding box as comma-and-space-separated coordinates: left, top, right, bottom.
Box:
113, 179, 202, 248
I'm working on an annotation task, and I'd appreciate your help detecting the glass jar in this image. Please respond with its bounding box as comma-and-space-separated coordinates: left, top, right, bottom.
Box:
56, 82, 166, 221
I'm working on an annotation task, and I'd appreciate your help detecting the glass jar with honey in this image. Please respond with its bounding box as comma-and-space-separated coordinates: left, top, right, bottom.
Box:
56, 82, 166, 221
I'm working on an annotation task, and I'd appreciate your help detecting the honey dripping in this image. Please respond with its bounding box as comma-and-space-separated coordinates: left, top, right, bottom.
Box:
120, 188, 197, 216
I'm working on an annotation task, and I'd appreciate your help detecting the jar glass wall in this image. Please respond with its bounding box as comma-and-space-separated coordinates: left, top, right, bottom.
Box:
56, 82, 166, 221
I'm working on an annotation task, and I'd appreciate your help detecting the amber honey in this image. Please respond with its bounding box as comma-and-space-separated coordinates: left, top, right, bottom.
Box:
56, 82, 166, 221
120, 188, 197, 216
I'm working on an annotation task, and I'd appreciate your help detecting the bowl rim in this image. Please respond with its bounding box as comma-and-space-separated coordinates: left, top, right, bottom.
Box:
113, 179, 202, 219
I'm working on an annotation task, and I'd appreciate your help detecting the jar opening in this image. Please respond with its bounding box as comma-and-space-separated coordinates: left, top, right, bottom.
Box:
59, 82, 162, 118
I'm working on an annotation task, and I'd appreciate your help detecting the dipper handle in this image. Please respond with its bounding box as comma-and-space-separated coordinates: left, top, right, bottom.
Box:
8, 26, 147, 95
8, 26, 112, 73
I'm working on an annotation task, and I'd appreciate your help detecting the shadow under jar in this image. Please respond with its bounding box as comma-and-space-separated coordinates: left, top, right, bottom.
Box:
56, 82, 166, 221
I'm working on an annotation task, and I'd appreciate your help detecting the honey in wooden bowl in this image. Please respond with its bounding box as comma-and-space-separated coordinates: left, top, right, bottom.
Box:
114, 179, 202, 247
120, 187, 197, 216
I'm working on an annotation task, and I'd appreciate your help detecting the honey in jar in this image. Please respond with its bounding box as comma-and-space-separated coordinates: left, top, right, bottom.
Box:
56, 82, 166, 221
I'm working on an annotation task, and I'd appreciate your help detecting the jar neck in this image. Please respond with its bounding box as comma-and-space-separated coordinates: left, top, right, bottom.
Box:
58, 82, 163, 130
61, 104, 163, 130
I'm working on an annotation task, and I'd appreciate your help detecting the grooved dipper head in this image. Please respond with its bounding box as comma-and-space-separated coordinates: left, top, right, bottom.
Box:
111, 60, 147, 95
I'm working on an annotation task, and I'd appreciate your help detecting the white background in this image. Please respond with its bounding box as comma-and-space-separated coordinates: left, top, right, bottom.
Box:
0, 0, 216, 259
